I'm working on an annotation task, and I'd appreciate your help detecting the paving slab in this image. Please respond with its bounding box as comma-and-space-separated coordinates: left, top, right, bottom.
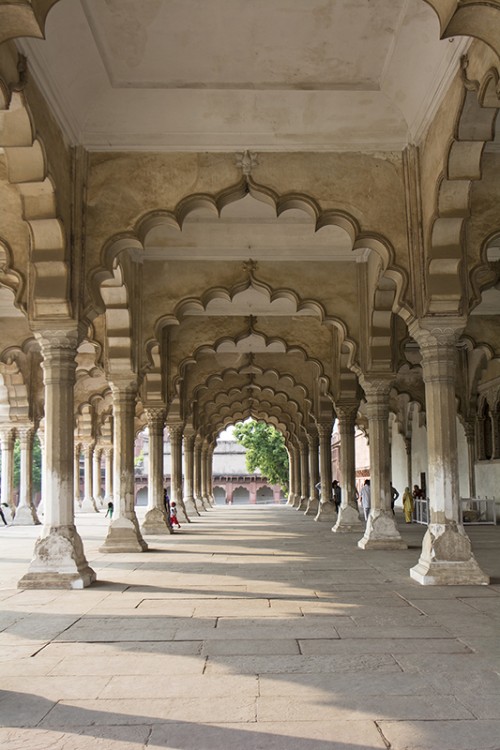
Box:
0, 504, 499, 750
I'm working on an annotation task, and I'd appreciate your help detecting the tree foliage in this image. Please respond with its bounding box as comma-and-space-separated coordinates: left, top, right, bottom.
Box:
233, 420, 289, 491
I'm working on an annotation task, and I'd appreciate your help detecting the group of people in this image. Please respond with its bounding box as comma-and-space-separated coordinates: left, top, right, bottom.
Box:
357, 479, 424, 523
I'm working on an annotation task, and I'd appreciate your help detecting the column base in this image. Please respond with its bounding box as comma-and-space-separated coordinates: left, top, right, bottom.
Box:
304, 497, 319, 516
315, 501, 337, 522
358, 510, 407, 549
100, 516, 148, 553
18, 525, 96, 589
80, 497, 99, 513
332, 504, 364, 533
184, 496, 201, 517
410, 524, 489, 585
141, 507, 173, 535
296, 496, 307, 511
11, 505, 41, 526
175, 499, 191, 523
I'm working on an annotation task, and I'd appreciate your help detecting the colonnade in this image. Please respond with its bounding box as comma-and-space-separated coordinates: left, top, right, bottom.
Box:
0, 321, 490, 589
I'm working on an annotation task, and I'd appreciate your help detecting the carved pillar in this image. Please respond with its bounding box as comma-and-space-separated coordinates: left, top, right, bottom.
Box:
207, 441, 216, 506
0, 428, 15, 519
358, 379, 406, 549
169, 423, 189, 522
80, 443, 99, 512
73, 444, 81, 511
36, 429, 45, 517
333, 404, 364, 533
103, 446, 113, 503
290, 442, 301, 507
142, 408, 171, 534
193, 435, 202, 508
201, 438, 211, 509
12, 425, 40, 525
463, 420, 477, 498
491, 408, 500, 460
100, 382, 147, 553
404, 436, 412, 489
304, 430, 319, 515
182, 431, 200, 515
92, 447, 103, 508
285, 446, 294, 505
409, 321, 488, 584
19, 330, 95, 589
296, 439, 309, 511
315, 422, 335, 521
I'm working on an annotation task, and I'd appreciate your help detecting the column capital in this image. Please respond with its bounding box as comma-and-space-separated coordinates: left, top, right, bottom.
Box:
110, 378, 138, 398
307, 430, 319, 449
316, 422, 332, 440
34, 327, 80, 355
335, 401, 359, 422
0, 426, 15, 447
145, 407, 166, 430
409, 317, 466, 350
168, 423, 184, 441
18, 423, 35, 445
361, 376, 393, 401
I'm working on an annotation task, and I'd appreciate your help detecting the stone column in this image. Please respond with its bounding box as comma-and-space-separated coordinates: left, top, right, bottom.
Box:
183, 431, 200, 515
80, 443, 99, 512
409, 321, 488, 584
296, 439, 309, 511
286, 446, 294, 505
315, 422, 336, 522
201, 438, 211, 509
304, 430, 319, 516
0, 428, 15, 519
19, 329, 95, 588
404, 436, 412, 490
193, 435, 202, 508
333, 404, 364, 533
358, 379, 406, 549
207, 441, 216, 506
100, 382, 148, 553
36, 429, 45, 517
73, 444, 81, 511
142, 408, 171, 534
464, 420, 477, 498
12, 425, 40, 525
92, 447, 103, 508
169, 423, 189, 522
289, 442, 301, 507
103, 446, 113, 503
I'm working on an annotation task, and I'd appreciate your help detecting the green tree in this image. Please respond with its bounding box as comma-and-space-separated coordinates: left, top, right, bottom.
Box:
233, 420, 289, 492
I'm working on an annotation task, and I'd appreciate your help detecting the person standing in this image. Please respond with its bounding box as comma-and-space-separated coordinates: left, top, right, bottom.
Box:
0, 503, 8, 525
360, 479, 371, 521
390, 483, 399, 515
332, 480, 341, 513
170, 501, 181, 529
402, 486, 414, 523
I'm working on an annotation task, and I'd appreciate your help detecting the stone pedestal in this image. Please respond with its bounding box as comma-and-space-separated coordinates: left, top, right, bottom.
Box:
358, 510, 408, 549
19, 525, 96, 589
410, 523, 489, 584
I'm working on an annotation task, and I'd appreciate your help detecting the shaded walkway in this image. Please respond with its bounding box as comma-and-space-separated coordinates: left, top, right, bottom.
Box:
1, 505, 500, 749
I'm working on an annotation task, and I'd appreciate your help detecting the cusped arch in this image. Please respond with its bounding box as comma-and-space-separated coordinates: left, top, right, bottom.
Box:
0, 88, 70, 319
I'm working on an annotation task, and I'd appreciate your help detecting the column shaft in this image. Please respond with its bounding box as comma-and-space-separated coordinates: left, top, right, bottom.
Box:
169, 424, 189, 521
100, 383, 147, 552
304, 432, 319, 515
358, 381, 405, 549
315, 422, 335, 522
410, 323, 488, 584
334, 406, 363, 532
1, 429, 15, 519
297, 440, 309, 511
19, 331, 95, 588
142, 408, 171, 534
12, 426, 40, 525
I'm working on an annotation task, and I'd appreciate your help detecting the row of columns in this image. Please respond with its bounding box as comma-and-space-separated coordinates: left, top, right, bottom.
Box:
0, 426, 41, 525
286, 322, 488, 585
12, 318, 489, 588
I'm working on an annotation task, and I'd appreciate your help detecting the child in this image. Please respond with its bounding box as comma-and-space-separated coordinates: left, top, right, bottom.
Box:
105, 501, 113, 519
170, 501, 181, 528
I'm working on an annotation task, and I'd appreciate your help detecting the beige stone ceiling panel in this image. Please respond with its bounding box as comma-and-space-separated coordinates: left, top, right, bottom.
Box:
18, 0, 469, 151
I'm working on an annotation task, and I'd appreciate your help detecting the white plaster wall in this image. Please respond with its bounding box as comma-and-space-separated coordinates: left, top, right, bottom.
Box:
391, 423, 408, 506
456, 417, 470, 498
411, 417, 428, 493
475, 462, 500, 520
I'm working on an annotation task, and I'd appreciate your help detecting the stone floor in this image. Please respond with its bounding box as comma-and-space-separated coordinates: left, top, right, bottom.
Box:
0, 504, 499, 750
